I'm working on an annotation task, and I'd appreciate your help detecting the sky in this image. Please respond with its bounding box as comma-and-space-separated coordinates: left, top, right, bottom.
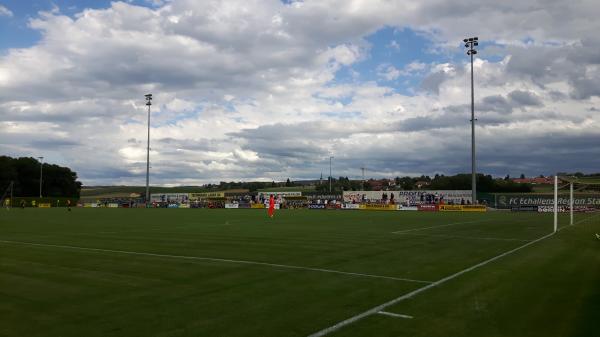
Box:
0, 0, 599, 186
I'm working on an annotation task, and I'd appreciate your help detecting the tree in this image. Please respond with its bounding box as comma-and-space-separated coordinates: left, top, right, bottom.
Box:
0, 156, 82, 197
428, 173, 532, 193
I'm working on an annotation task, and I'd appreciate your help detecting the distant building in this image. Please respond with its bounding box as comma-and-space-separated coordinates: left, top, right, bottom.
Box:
511, 177, 554, 184
415, 181, 430, 189
367, 179, 397, 191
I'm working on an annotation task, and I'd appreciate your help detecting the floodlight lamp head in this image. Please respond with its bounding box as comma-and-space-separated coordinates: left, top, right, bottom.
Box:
474, 37, 478, 40
463, 38, 468, 43
474, 42, 478, 46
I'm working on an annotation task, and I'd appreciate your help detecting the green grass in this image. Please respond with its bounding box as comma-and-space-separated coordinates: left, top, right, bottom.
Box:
0, 209, 598, 337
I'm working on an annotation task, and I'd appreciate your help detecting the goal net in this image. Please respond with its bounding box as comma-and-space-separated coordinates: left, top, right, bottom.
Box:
0, 181, 14, 209
554, 176, 600, 231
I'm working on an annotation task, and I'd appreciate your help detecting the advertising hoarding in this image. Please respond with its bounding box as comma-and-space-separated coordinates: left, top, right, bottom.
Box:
396, 190, 472, 205
189, 192, 225, 200
257, 191, 302, 199
308, 204, 326, 209
418, 204, 439, 212
439, 205, 486, 212
151, 193, 189, 203
343, 191, 404, 203
496, 194, 600, 209
358, 204, 397, 211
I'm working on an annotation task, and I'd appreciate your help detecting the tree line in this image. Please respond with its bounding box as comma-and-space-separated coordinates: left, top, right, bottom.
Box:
314, 173, 533, 193
202, 173, 534, 194
0, 156, 82, 197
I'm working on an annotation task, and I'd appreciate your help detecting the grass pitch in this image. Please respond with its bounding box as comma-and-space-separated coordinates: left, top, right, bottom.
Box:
1, 209, 599, 337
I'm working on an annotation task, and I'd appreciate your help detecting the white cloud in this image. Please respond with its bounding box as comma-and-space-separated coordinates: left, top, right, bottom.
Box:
388, 40, 400, 50
377, 64, 401, 81
0, 5, 13, 17
0, 0, 599, 185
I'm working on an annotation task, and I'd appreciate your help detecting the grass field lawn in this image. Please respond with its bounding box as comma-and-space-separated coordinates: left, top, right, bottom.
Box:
1, 209, 598, 337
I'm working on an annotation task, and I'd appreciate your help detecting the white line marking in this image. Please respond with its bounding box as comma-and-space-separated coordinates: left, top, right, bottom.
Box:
393, 232, 530, 242
391, 220, 485, 234
307, 231, 556, 337
377, 311, 413, 319
0, 239, 431, 284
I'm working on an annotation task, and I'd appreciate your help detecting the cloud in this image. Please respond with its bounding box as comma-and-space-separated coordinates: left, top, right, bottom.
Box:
0, 5, 13, 17
0, 0, 599, 185
508, 90, 543, 107
377, 64, 401, 81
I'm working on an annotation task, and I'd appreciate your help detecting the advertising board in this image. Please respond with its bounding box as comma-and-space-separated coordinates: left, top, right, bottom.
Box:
461, 205, 487, 212
257, 191, 302, 199
359, 204, 397, 211
251, 204, 265, 209
189, 192, 225, 200
511, 206, 539, 212
151, 193, 189, 203
418, 205, 439, 212
225, 203, 239, 209
538, 206, 567, 213
396, 190, 472, 205
343, 191, 404, 203
308, 204, 326, 209
438, 205, 463, 211
439, 205, 487, 212
343, 204, 360, 209
398, 206, 418, 211
496, 194, 600, 209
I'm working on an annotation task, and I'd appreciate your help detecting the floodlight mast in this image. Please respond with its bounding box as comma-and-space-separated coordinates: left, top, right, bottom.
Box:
464, 37, 479, 204
38, 156, 44, 198
329, 156, 334, 193
145, 94, 152, 207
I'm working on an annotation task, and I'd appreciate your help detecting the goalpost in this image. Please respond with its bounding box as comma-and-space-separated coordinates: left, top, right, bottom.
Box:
554, 175, 600, 232
0, 181, 14, 210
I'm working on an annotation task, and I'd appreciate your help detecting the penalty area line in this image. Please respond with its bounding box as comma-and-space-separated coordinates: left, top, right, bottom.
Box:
307, 230, 556, 337
0, 239, 431, 284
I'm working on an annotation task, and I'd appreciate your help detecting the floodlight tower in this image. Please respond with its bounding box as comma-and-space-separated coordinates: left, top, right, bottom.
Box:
329, 156, 334, 193
464, 36, 479, 204
38, 156, 44, 198
145, 94, 152, 207
361, 167, 366, 190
